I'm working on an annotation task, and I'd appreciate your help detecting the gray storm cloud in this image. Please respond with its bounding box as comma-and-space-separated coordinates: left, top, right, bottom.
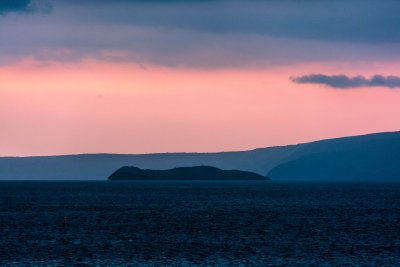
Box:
0, 0, 51, 14
0, 0, 31, 14
291, 74, 400, 89
60, 0, 400, 43
3, 0, 400, 43
1, 0, 400, 67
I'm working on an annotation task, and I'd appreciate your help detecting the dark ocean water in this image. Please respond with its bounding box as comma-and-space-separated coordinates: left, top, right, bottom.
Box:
0, 181, 400, 266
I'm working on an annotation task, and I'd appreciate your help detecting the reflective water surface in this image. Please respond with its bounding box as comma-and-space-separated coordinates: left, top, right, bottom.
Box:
0, 181, 399, 266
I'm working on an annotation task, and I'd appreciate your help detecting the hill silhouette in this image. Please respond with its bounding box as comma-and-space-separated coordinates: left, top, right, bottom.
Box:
0, 131, 399, 181
268, 132, 400, 181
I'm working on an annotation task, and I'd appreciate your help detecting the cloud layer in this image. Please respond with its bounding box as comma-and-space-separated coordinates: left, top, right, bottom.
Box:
291, 74, 400, 89
0, 0, 51, 14
1, 0, 400, 67
0, 0, 30, 14
4, 0, 400, 43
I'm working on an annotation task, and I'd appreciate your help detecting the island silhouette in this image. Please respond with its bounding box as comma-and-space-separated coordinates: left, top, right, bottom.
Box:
108, 166, 269, 181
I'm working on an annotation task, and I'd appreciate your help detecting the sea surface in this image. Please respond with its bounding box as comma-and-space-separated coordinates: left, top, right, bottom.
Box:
0, 181, 399, 266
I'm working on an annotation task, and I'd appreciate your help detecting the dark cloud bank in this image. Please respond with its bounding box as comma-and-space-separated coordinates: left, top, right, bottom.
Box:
291, 74, 400, 89
2, 0, 400, 43
0, 0, 51, 14
0, 0, 30, 14
2, 0, 400, 67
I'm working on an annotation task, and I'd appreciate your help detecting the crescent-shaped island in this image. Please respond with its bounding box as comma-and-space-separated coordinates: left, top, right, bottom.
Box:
108, 166, 270, 181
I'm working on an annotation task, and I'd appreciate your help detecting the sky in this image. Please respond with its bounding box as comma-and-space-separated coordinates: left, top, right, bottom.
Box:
1, 0, 400, 156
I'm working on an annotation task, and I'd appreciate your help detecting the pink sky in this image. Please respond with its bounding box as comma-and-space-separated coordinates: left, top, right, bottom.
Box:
1, 59, 399, 156
2, 1, 400, 156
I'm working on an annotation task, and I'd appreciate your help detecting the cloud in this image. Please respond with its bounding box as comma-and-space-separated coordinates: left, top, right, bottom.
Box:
291, 74, 400, 89
53, 0, 400, 43
0, 0, 51, 15
5, 0, 400, 43
1, 0, 400, 67
0, 0, 31, 14
2, 18, 396, 68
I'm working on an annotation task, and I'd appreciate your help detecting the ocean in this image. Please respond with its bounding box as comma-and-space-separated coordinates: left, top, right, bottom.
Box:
0, 181, 399, 266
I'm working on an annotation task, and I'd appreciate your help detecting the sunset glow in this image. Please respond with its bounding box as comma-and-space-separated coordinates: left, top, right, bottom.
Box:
1, 0, 400, 156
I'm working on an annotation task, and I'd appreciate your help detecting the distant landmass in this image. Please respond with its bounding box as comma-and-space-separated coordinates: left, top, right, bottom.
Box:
268, 131, 400, 181
1, 131, 400, 181
108, 166, 269, 181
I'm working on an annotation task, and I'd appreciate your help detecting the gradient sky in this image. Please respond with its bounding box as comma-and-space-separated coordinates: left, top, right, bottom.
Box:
1, 0, 400, 156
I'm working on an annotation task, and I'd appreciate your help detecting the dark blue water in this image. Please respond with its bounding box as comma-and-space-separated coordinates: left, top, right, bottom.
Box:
0, 181, 400, 266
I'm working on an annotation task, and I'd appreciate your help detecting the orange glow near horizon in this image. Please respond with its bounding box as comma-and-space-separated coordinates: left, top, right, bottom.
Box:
1, 59, 400, 156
